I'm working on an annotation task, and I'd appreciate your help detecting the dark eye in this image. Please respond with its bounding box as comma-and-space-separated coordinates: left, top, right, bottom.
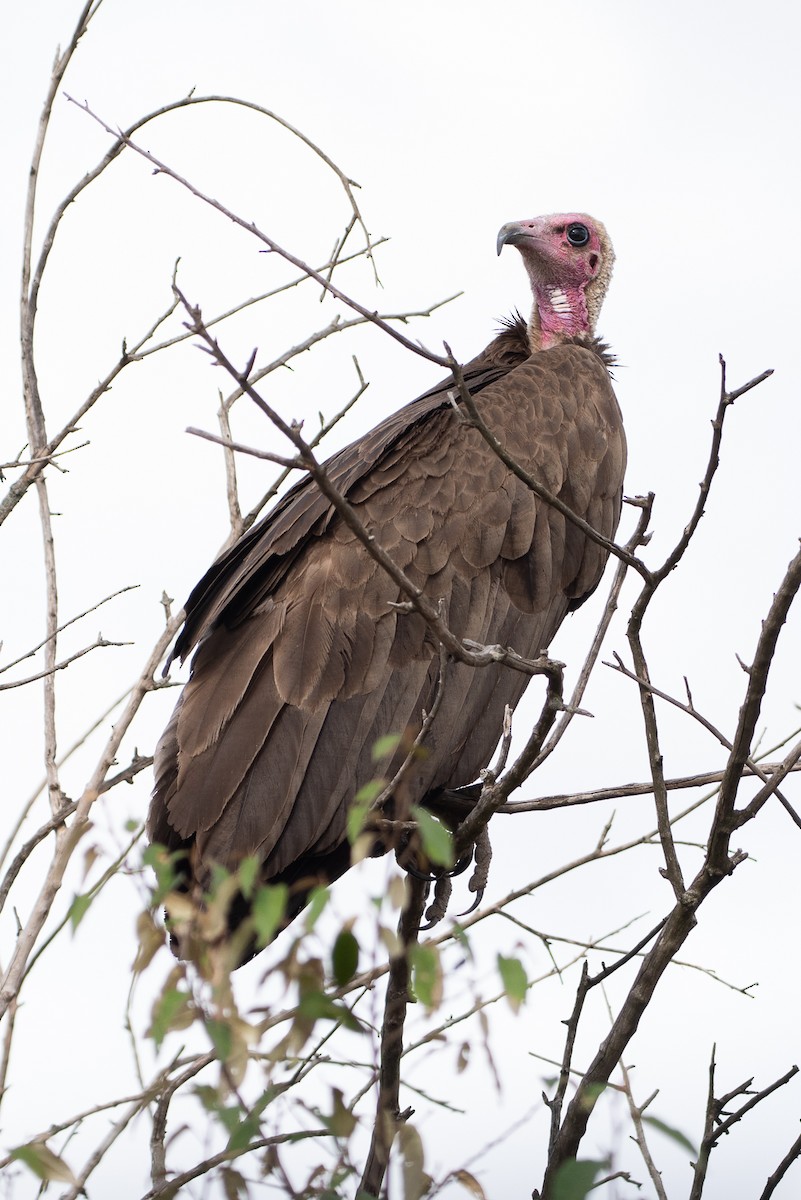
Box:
566, 222, 590, 247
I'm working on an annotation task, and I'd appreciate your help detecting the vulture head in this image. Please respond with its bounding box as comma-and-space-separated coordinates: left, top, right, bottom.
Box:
497, 213, 614, 352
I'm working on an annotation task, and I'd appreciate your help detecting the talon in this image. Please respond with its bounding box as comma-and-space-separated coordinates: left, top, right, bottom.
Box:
396, 851, 472, 882
458, 887, 485, 916
402, 860, 440, 883
448, 853, 473, 878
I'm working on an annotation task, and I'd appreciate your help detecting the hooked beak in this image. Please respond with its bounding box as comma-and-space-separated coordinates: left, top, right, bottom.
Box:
497, 221, 539, 256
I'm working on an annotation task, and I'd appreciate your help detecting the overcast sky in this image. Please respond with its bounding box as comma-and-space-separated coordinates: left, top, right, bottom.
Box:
3, 2, 801, 1197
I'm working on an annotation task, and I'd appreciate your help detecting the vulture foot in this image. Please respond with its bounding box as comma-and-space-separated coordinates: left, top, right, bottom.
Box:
421, 874, 453, 930
457, 827, 493, 916
400, 851, 473, 883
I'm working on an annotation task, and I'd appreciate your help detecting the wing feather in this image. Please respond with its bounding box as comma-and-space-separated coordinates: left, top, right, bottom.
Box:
148, 321, 627, 952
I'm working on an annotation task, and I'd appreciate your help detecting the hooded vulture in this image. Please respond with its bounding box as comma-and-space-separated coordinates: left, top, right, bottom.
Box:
148, 213, 626, 958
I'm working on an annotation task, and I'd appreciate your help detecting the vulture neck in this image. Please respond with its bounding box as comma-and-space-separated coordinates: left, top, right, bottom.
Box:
528, 281, 601, 353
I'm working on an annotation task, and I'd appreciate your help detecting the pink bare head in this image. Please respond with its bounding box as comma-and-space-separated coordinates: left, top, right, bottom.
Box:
497, 213, 614, 350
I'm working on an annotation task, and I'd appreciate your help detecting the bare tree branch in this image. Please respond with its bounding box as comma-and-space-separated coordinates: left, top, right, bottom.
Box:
360, 876, 429, 1198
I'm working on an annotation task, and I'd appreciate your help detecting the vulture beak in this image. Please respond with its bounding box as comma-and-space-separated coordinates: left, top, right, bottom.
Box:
497, 221, 537, 256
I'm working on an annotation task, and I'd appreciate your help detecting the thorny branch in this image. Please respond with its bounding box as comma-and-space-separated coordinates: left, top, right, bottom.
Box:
606, 654, 801, 828
538, 361, 792, 1199
6, 12, 800, 1198
623, 358, 775, 902
689, 1047, 800, 1200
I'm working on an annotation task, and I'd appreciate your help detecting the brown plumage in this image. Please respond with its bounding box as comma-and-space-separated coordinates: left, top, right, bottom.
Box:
148, 213, 626, 958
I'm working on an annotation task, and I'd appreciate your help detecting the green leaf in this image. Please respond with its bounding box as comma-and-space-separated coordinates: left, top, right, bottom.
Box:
193, 1084, 221, 1113
410, 806, 454, 868
238, 856, 259, 898
227, 1110, 261, 1153
217, 1103, 245, 1137
332, 928, 359, 986
206, 1017, 233, 1060
142, 843, 164, 868
497, 954, 528, 1012
69, 892, 92, 932
143, 842, 181, 903
354, 777, 387, 805
372, 733, 402, 761
252, 883, 288, 947
449, 923, 473, 958
209, 861, 233, 893
552, 1158, 608, 1200
323, 1087, 357, 1138
11, 1143, 77, 1185
304, 886, 330, 931
347, 798, 370, 845
148, 986, 194, 1047
347, 777, 387, 844
410, 943, 442, 1010
581, 1081, 608, 1108
642, 1113, 697, 1155
297, 991, 363, 1032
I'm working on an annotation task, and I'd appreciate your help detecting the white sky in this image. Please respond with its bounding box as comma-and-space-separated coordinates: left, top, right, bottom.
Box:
2, 1, 801, 1197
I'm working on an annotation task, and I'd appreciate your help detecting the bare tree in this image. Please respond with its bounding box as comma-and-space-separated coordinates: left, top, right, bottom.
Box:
2, 6, 801, 1199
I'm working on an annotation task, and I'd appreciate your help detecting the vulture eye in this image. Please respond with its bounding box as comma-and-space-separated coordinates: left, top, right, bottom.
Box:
566, 222, 590, 247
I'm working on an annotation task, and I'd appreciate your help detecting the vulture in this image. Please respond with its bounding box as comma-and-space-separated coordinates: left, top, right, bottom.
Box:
148, 213, 626, 960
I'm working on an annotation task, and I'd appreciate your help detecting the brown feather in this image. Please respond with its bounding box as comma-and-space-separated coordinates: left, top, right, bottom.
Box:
149, 221, 627, 962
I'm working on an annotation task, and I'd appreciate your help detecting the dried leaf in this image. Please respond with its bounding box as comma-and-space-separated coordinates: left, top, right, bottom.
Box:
350, 832, 374, 865
399, 1124, 431, 1200
133, 910, 164, 973
379, 925, 401, 958
452, 1169, 486, 1199
202, 870, 242, 940
222, 1166, 248, 1199
456, 1042, 470, 1073
81, 843, 101, 883
11, 1142, 77, 1185
388, 874, 407, 909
